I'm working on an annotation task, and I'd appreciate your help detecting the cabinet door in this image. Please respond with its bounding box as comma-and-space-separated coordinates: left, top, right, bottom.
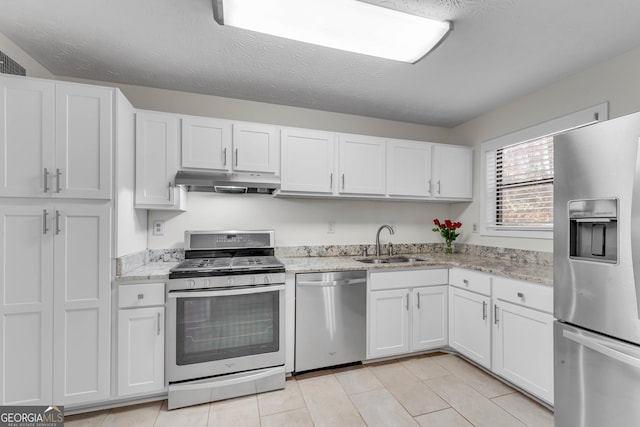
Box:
0, 77, 55, 198
55, 84, 113, 199
387, 140, 432, 197
118, 307, 165, 396
338, 134, 386, 195
492, 300, 554, 404
432, 144, 472, 199
0, 204, 54, 405
412, 286, 448, 351
182, 116, 231, 171
449, 287, 491, 369
232, 122, 279, 174
53, 204, 111, 405
281, 128, 335, 193
135, 111, 181, 207
368, 289, 410, 359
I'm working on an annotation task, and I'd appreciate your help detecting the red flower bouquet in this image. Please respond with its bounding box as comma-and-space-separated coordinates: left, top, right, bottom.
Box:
432, 219, 462, 254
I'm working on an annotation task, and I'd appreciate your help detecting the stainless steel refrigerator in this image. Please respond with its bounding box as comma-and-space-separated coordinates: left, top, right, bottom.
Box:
554, 111, 640, 426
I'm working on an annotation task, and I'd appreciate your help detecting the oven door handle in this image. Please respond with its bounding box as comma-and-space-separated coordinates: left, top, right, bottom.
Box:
168, 284, 284, 299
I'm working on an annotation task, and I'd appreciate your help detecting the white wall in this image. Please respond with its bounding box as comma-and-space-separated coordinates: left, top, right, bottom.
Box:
450, 45, 640, 253
148, 193, 452, 248
0, 32, 53, 79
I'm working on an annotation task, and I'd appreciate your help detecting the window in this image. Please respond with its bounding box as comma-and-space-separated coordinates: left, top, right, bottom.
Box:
481, 103, 608, 239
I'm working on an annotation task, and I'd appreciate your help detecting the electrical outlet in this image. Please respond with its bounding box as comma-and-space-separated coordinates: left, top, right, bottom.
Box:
153, 220, 165, 236
328, 221, 336, 234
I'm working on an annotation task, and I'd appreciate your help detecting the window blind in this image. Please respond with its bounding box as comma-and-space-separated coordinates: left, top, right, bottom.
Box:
486, 136, 554, 229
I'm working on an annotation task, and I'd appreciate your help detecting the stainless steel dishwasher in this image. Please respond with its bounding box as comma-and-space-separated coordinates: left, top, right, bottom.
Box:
295, 270, 366, 372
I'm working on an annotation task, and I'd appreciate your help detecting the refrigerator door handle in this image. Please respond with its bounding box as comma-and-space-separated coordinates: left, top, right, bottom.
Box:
631, 136, 640, 317
563, 329, 640, 370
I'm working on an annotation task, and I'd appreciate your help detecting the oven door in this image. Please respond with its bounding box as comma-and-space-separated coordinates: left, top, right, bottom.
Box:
167, 284, 285, 383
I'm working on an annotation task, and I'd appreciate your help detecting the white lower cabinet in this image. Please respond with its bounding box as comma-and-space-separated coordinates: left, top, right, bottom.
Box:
367, 269, 448, 359
412, 286, 448, 351
0, 201, 111, 406
492, 277, 554, 405
117, 283, 165, 396
449, 286, 492, 369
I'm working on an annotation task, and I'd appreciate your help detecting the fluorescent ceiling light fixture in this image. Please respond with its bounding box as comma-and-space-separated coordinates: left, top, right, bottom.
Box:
212, 0, 450, 63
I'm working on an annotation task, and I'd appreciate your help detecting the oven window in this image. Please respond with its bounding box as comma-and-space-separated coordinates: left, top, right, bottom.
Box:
176, 291, 280, 365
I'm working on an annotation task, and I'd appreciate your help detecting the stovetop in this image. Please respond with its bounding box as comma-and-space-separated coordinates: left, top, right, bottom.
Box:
171, 256, 284, 273
169, 230, 285, 279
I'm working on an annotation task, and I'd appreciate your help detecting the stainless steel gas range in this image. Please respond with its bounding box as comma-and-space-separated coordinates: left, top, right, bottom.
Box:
166, 230, 286, 410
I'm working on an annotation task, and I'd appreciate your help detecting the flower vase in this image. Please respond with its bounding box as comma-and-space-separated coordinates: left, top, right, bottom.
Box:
444, 240, 454, 254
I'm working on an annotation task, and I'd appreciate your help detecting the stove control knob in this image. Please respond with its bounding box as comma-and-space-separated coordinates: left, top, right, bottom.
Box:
264, 275, 271, 284
188, 280, 196, 289
204, 279, 210, 288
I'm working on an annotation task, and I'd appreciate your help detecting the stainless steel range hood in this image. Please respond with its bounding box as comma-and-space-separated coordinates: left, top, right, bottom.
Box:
174, 170, 280, 194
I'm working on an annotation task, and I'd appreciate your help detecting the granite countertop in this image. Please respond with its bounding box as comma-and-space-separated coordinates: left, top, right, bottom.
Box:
116, 261, 180, 281
282, 253, 552, 286
115, 253, 552, 285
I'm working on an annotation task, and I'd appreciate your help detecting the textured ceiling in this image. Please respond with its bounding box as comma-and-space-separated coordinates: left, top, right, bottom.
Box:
2, 0, 640, 127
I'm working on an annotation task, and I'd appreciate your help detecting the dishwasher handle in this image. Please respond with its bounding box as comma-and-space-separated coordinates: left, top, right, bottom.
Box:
297, 277, 366, 287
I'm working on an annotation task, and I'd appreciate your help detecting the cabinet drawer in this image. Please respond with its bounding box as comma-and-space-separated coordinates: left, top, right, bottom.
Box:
119, 283, 165, 308
369, 268, 448, 291
449, 268, 491, 296
493, 277, 552, 313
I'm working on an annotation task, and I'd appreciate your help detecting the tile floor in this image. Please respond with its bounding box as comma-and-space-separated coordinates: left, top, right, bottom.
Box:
65, 353, 553, 426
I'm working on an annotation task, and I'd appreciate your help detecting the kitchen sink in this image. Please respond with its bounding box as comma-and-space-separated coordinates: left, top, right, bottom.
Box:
356, 256, 425, 264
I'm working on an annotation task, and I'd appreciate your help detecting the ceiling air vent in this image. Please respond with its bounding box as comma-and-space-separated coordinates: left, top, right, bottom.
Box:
0, 50, 26, 76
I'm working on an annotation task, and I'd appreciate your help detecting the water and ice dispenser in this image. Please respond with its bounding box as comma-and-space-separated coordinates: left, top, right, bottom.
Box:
569, 198, 618, 263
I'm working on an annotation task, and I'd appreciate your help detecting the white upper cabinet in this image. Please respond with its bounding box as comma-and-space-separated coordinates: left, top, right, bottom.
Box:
0, 77, 113, 199
180, 117, 278, 175
135, 111, 185, 210
338, 134, 386, 195
232, 122, 279, 174
387, 140, 432, 197
181, 116, 231, 171
280, 128, 335, 193
432, 144, 473, 199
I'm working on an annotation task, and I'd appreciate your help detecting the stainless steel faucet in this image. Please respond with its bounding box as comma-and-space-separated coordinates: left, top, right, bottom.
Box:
376, 225, 395, 256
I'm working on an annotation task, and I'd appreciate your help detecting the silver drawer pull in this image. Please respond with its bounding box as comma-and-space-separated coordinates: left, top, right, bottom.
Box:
43, 168, 50, 193
157, 312, 161, 335
138, 293, 144, 299
55, 168, 62, 193
517, 292, 524, 298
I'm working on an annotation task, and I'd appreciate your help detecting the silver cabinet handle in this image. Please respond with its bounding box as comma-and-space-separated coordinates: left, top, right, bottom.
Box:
42, 209, 49, 235
482, 300, 487, 320
43, 168, 50, 193
427, 179, 431, 194
417, 292, 421, 309
168, 181, 172, 200
55, 168, 62, 193
157, 312, 161, 335
494, 304, 499, 324
341, 174, 345, 190
137, 293, 144, 299
55, 210, 61, 235
329, 173, 333, 189
405, 293, 409, 311
222, 147, 227, 166
437, 180, 441, 194
235, 148, 239, 167
463, 279, 469, 286
517, 292, 524, 298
